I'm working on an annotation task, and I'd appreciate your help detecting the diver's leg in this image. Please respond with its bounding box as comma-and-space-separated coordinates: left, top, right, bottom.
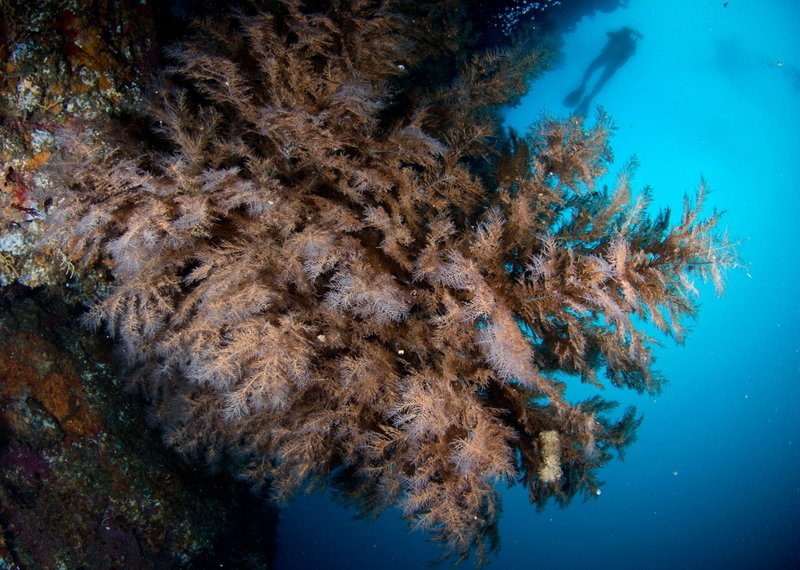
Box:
575, 65, 618, 114
564, 57, 603, 108
585, 65, 617, 103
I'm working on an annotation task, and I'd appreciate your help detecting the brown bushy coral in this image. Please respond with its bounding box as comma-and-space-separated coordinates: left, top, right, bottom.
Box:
34, 0, 738, 565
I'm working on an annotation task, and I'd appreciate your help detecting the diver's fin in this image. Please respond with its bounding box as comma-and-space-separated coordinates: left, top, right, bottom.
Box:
563, 86, 584, 108
574, 97, 591, 117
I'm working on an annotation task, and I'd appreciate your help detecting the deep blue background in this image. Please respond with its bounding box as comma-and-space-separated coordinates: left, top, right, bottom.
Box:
275, 1, 800, 568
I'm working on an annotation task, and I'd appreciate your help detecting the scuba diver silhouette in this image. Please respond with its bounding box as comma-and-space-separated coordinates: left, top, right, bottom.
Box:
563, 27, 641, 116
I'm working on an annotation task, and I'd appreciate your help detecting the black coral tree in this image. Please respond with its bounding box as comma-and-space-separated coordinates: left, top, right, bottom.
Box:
36, 0, 740, 565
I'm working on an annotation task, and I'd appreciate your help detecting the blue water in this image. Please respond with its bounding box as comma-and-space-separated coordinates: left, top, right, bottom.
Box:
275, 1, 800, 568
